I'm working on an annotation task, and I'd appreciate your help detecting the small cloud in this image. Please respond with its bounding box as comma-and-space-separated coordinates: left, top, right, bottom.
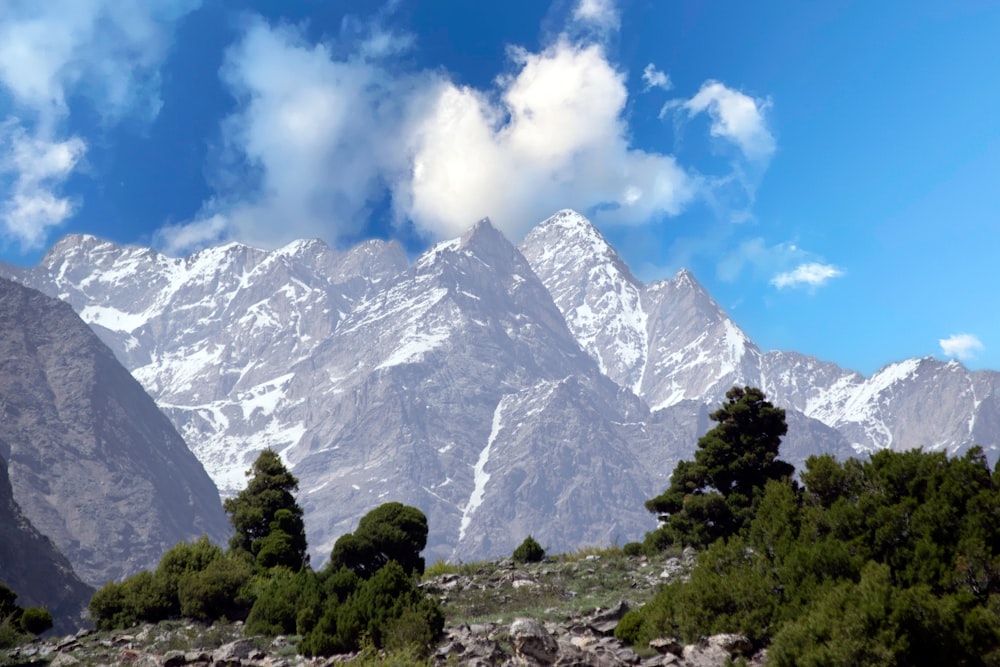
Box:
939, 333, 984, 361
641, 63, 672, 91
572, 0, 620, 32
0, 121, 86, 249
665, 80, 775, 163
154, 213, 230, 256
770, 262, 845, 290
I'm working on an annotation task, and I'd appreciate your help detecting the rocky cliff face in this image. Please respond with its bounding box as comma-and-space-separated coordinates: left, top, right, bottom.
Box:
0, 277, 230, 587
0, 453, 92, 632
4, 210, 999, 565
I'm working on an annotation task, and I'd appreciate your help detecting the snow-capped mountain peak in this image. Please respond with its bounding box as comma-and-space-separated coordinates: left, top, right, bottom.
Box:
520, 210, 647, 391
4, 210, 1000, 568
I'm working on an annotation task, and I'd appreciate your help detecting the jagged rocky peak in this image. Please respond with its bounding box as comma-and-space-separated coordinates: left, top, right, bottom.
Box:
523, 209, 638, 277
520, 210, 647, 391
416, 217, 537, 290
458, 217, 520, 262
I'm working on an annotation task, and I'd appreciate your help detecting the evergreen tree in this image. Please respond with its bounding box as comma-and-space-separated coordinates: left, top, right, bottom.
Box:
646, 386, 793, 547
224, 450, 308, 570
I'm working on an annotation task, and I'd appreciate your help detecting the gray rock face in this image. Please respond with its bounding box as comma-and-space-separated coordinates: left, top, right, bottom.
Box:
5, 209, 1000, 567
0, 278, 230, 586
0, 453, 93, 631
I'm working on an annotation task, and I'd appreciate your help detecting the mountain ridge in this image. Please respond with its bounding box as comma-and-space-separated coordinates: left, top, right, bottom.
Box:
3, 209, 998, 564
0, 277, 231, 587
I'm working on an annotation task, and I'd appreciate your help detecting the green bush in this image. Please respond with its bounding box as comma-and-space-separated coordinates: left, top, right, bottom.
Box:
299, 561, 443, 657
330, 502, 429, 578
177, 554, 253, 622
614, 609, 643, 644
0, 582, 24, 648
246, 568, 321, 636
622, 446, 1000, 661
622, 542, 644, 557
18, 607, 53, 635
512, 536, 545, 564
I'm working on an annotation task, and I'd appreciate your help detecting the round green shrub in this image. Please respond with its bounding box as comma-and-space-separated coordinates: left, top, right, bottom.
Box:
19, 607, 53, 635
512, 536, 545, 564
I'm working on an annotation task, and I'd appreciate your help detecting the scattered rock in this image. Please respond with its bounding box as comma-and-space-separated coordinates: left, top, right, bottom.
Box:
511, 617, 560, 665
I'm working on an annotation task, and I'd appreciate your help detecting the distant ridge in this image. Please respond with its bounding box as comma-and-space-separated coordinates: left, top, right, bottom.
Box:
3, 210, 999, 564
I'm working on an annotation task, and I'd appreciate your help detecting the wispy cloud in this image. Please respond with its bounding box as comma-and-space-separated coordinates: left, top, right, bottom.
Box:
642, 64, 672, 91
939, 333, 984, 361
666, 80, 775, 163
770, 262, 845, 290
0, 0, 200, 249
0, 121, 86, 249
572, 0, 620, 33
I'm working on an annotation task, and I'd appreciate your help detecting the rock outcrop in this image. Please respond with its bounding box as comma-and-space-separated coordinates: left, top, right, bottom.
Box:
0, 454, 92, 632
0, 277, 230, 587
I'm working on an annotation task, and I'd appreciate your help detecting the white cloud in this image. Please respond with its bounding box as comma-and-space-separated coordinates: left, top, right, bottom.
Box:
166, 21, 698, 253
0, 0, 199, 248
572, 0, 620, 32
399, 38, 695, 239
666, 80, 775, 163
939, 333, 984, 361
155, 214, 230, 257
163, 18, 419, 253
0, 120, 86, 248
0, 0, 199, 124
642, 64, 672, 91
770, 262, 845, 290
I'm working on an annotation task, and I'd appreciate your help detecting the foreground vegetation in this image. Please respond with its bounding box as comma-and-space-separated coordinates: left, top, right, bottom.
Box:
7, 385, 1000, 665
0, 584, 52, 648
87, 451, 443, 658
618, 387, 1000, 666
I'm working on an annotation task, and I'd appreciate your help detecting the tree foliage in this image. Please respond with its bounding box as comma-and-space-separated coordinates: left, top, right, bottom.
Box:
224, 450, 308, 571
329, 502, 429, 578
89, 491, 440, 660
512, 536, 545, 564
0, 582, 52, 646
645, 386, 792, 547
622, 446, 1000, 664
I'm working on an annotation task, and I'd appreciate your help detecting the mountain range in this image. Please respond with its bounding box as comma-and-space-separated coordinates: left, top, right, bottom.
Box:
3, 209, 998, 565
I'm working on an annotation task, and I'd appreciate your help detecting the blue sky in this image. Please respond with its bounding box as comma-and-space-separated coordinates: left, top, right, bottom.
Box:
1, 0, 999, 376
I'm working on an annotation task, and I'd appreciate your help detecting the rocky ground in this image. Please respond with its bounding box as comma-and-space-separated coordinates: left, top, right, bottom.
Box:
2, 547, 766, 666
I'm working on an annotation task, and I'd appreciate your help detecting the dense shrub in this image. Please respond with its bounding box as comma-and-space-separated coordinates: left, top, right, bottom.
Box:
90, 538, 234, 629
18, 607, 53, 635
512, 536, 545, 564
620, 445, 1000, 663
177, 554, 253, 622
0, 583, 24, 647
245, 568, 321, 636
299, 561, 443, 657
621, 542, 644, 557
329, 502, 429, 578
